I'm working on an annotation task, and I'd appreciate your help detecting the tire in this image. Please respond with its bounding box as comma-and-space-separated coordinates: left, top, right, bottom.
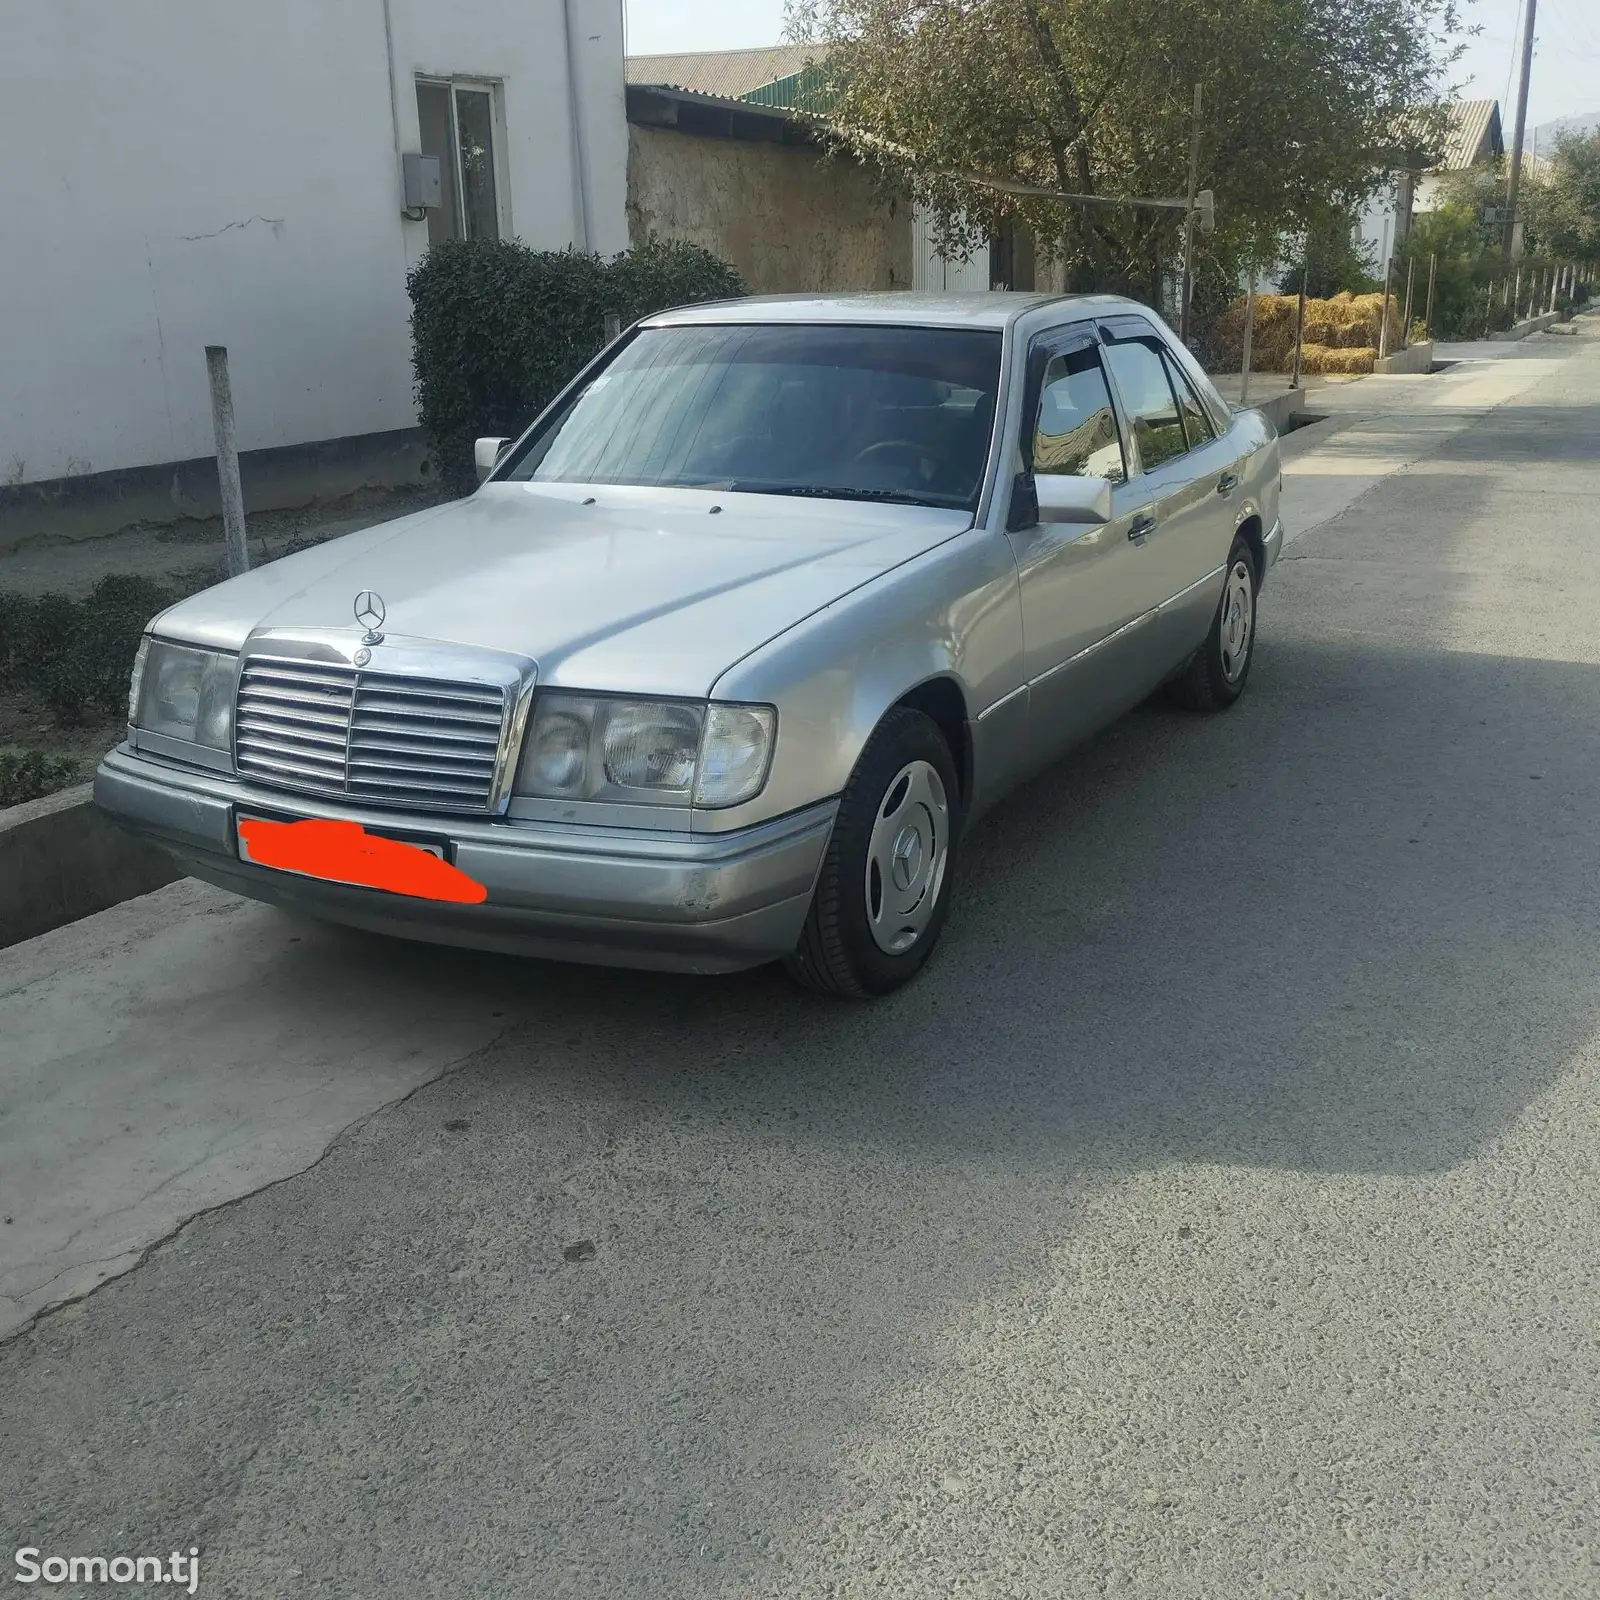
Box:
1166, 535, 1259, 712
785, 708, 960, 999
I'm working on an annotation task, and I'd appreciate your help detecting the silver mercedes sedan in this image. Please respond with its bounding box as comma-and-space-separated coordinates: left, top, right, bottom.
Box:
96, 292, 1282, 998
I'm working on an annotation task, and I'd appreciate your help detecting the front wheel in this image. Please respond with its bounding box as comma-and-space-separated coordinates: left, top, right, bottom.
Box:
1167, 535, 1258, 711
785, 708, 959, 999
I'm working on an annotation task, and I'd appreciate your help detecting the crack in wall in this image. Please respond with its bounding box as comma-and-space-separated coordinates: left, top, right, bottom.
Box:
178, 216, 285, 242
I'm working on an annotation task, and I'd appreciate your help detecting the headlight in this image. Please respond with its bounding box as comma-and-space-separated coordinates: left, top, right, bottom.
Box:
133, 640, 237, 751
515, 694, 775, 809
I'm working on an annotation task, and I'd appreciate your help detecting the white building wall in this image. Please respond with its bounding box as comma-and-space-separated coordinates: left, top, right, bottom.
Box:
1, 0, 627, 488
1355, 181, 1401, 277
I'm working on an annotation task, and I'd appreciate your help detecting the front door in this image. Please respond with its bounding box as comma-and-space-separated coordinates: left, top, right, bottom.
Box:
1004, 327, 1167, 772
1099, 318, 1245, 660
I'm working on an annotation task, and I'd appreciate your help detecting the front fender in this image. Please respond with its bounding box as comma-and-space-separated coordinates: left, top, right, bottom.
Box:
701, 526, 1024, 833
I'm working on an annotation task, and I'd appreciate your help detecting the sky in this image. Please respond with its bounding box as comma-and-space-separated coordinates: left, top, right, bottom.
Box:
623, 0, 1600, 132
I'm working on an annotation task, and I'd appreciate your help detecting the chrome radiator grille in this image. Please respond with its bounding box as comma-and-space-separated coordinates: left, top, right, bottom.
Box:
235, 657, 510, 812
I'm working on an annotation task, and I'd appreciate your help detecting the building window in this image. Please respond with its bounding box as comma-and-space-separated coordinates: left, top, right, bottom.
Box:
416, 79, 502, 247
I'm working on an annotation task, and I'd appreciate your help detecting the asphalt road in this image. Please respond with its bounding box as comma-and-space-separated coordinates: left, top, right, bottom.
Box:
4, 326, 1599, 1598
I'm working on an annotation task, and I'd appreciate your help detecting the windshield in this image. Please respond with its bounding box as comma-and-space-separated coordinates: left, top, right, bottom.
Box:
502, 322, 1004, 511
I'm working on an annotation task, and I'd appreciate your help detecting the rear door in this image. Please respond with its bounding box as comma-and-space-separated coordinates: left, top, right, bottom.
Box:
1098, 317, 1245, 662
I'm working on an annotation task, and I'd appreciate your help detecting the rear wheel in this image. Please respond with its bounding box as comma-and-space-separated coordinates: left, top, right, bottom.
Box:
1167, 534, 1258, 711
785, 708, 959, 999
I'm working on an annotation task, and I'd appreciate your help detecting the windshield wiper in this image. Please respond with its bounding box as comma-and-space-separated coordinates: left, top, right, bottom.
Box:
725, 482, 958, 509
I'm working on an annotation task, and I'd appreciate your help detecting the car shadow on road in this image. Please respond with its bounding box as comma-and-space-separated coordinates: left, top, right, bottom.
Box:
450, 627, 1600, 1185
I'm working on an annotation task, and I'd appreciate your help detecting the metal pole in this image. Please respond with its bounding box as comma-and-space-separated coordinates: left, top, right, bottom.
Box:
204, 346, 250, 578
1402, 256, 1416, 348
1512, 267, 1522, 319
1423, 252, 1437, 339
1177, 83, 1203, 346
1239, 267, 1258, 406
1290, 258, 1309, 389
1502, 0, 1538, 267
1377, 257, 1394, 360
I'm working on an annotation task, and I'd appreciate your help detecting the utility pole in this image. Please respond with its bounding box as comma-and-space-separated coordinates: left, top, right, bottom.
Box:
1178, 83, 1203, 346
1502, 0, 1537, 266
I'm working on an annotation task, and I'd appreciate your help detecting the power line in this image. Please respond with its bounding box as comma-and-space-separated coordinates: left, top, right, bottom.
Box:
1502, 0, 1526, 113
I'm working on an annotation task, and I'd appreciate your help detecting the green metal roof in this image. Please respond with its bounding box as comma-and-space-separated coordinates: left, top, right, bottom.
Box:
739, 64, 837, 114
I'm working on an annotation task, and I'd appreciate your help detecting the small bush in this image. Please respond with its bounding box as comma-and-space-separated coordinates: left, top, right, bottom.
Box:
407, 236, 748, 492
0, 572, 186, 726
0, 750, 79, 808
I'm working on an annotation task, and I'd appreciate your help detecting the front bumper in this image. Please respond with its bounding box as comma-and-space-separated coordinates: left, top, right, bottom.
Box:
1262, 515, 1284, 574
94, 746, 836, 974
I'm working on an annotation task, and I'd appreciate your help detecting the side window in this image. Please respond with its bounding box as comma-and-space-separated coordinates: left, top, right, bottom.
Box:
1164, 354, 1216, 449
1102, 337, 1189, 472
1031, 341, 1127, 483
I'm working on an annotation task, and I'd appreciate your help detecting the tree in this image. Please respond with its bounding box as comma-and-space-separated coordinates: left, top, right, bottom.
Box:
1522, 129, 1600, 261
787, 0, 1465, 301
1402, 199, 1501, 336
1277, 205, 1379, 297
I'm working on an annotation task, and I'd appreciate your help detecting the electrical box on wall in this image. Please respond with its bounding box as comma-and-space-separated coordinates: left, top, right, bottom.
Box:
402, 153, 442, 211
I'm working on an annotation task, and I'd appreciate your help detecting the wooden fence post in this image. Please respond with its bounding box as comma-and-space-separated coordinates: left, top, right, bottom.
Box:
204, 346, 250, 578
1377, 257, 1394, 360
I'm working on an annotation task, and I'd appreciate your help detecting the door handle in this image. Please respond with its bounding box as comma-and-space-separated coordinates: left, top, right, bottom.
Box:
1216, 471, 1240, 494
1128, 513, 1157, 541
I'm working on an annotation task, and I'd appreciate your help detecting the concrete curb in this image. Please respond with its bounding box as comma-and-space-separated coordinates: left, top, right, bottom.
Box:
1491, 311, 1563, 342
1231, 389, 1312, 434
0, 782, 182, 949
1374, 340, 1435, 375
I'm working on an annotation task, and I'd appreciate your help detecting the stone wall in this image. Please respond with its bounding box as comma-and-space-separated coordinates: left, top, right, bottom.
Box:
627, 125, 913, 294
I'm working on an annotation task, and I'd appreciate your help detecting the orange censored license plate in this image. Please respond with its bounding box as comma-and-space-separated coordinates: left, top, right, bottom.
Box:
236, 816, 488, 904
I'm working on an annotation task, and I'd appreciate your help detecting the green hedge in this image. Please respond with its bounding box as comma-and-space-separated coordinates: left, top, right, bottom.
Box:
0, 573, 186, 726
407, 237, 748, 492
0, 750, 79, 807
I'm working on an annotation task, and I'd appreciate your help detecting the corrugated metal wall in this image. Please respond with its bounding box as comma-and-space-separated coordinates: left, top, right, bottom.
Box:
911, 208, 991, 292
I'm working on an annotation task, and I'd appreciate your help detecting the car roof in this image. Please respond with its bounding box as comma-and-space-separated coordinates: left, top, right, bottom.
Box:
641, 290, 1149, 332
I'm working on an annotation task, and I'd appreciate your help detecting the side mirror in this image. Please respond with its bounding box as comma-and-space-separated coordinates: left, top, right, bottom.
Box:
474, 436, 511, 485
1035, 472, 1113, 525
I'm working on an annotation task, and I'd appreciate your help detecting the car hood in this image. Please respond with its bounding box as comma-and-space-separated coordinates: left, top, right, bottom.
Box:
153, 483, 972, 697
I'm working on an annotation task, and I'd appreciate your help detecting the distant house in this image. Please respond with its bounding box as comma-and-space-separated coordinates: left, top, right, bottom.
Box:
1357, 99, 1505, 270
625, 43, 824, 104
623, 45, 1042, 295
624, 57, 914, 295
